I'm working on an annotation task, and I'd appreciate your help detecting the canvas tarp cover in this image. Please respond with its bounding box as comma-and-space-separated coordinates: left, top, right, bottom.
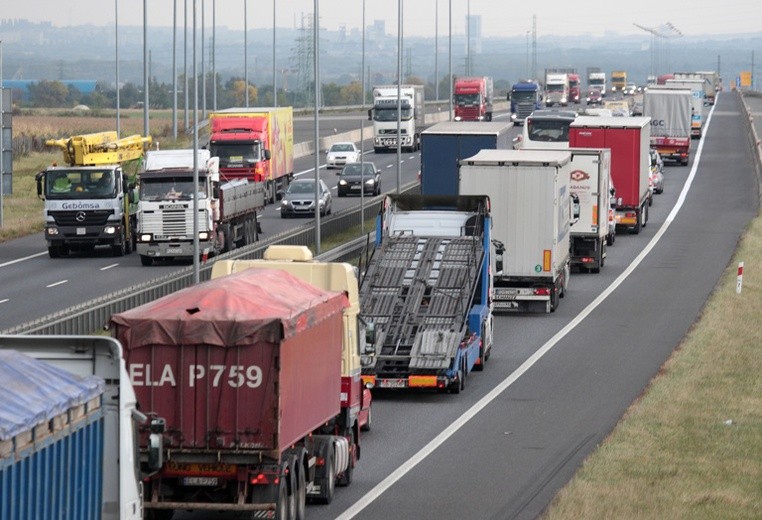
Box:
110, 268, 348, 350
0, 350, 104, 441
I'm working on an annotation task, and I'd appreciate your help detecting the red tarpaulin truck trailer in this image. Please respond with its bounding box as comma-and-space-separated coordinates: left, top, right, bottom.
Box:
208, 107, 294, 204
111, 268, 355, 519
569, 116, 651, 234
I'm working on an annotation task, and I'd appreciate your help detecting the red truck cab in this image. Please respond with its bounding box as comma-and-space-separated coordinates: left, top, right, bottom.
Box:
453, 76, 494, 121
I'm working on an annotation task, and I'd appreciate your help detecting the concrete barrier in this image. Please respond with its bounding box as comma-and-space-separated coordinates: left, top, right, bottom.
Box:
293, 101, 510, 159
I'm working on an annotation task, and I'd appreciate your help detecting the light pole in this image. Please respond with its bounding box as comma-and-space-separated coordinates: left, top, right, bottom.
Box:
212, 0, 217, 111
448, 0, 452, 120
201, 0, 206, 119
313, 0, 321, 254
396, 0, 402, 194
184, 0, 189, 131
435, 0, 439, 101
115, 0, 120, 136
0, 40, 4, 227
244, 0, 249, 107
143, 0, 149, 136
273, 0, 277, 107
192, 0, 200, 283
172, 0, 178, 140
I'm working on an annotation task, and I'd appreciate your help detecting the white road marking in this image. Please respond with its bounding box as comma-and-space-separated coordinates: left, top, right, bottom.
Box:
0, 251, 48, 268
0, 299, 9, 304
46, 280, 68, 288
100, 263, 120, 271
335, 97, 719, 520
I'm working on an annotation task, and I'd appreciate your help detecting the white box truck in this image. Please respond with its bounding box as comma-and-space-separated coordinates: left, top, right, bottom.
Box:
459, 149, 577, 313
568, 148, 613, 273
368, 84, 425, 152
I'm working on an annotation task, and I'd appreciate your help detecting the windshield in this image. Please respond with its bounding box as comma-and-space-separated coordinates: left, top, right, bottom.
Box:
546, 84, 565, 93
590, 79, 605, 87
511, 90, 537, 103
569, 79, 580, 88
341, 163, 376, 177
140, 176, 207, 201
330, 144, 355, 153
209, 142, 262, 167
287, 181, 315, 194
454, 93, 480, 105
373, 106, 413, 122
45, 169, 116, 200
527, 119, 571, 142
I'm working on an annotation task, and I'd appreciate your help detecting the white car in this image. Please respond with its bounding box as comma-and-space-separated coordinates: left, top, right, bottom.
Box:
326, 142, 361, 169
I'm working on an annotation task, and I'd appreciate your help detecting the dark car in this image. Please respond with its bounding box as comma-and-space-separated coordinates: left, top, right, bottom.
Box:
280, 178, 333, 218
337, 162, 381, 197
586, 88, 603, 106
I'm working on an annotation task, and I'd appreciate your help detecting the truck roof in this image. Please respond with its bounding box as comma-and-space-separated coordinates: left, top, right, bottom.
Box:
422, 121, 513, 135
461, 149, 572, 167
571, 116, 650, 129
144, 149, 211, 171
111, 268, 348, 349
210, 106, 292, 115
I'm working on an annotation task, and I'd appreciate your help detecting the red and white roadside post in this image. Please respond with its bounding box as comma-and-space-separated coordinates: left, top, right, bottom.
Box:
736, 262, 744, 294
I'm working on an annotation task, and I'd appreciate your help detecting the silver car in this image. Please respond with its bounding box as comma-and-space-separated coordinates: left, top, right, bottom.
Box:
649, 149, 664, 195
280, 178, 333, 218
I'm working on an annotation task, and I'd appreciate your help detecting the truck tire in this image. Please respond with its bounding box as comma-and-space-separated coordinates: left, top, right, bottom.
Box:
337, 431, 355, 487
275, 478, 290, 520
316, 450, 335, 505
291, 455, 307, 520
642, 203, 649, 227
112, 228, 127, 257
146, 509, 174, 520
48, 245, 63, 258
361, 406, 372, 432
140, 255, 153, 266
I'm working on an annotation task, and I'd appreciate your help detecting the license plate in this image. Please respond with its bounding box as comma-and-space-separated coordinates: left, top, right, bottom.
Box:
493, 301, 519, 310
76, 227, 86, 235
377, 378, 407, 389
166, 247, 183, 254
182, 477, 219, 486
350, 185, 361, 190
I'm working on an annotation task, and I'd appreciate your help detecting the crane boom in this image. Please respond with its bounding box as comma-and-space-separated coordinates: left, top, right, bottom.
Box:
46, 131, 152, 166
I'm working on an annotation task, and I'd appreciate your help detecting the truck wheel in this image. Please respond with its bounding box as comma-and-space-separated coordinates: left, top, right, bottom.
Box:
48, 245, 62, 258
140, 255, 153, 266
275, 478, 290, 520
112, 228, 127, 257
642, 203, 649, 227
317, 450, 335, 505
550, 287, 560, 312
337, 431, 355, 487
146, 510, 174, 520
361, 406, 372, 432
606, 231, 615, 246
293, 456, 306, 520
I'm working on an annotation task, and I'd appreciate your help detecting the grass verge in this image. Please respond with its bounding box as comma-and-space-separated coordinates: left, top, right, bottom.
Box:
543, 217, 762, 519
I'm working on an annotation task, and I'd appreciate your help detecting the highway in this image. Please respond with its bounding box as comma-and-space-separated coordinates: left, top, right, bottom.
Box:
2, 93, 759, 519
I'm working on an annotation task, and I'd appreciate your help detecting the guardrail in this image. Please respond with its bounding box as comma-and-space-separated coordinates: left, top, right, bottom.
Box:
740, 90, 762, 201
2, 184, 414, 335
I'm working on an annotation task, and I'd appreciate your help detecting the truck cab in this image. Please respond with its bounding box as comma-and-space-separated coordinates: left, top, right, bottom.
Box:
369, 85, 425, 152
509, 80, 543, 125
453, 76, 494, 121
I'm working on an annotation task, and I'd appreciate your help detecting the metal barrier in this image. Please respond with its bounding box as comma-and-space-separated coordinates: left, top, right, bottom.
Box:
1, 184, 415, 335
740, 90, 762, 201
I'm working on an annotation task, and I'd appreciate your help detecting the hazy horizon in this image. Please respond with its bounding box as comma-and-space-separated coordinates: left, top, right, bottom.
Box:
2, 0, 761, 39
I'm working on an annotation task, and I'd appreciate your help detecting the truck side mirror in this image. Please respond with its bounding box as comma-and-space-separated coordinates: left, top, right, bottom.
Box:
367, 109, 373, 121
365, 322, 377, 351
36, 174, 44, 199
264, 149, 271, 160
147, 418, 165, 473
492, 239, 505, 273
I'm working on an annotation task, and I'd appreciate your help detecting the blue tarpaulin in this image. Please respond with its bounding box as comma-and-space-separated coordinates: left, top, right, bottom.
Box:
0, 350, 104, 442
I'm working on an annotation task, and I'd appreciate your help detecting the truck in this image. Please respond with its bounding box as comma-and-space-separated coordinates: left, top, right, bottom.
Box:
664, 79, 707, 138
509, 80, 544, 125
136, 149, 265, 265
110, 267, 358, 518
568, 73, 581, 103
643, 88, 692, 165
514, 109, 578, 150
36, 131, 152, 258
588, 71, 607, 97
545, 72, 570, 106
695, 70, 721, 101
569, 116, 651, 234
611, 71, 627, 93
359, 194, 494, 392
420, 121, 513, 196
459, 150, 577, 313
453, 76, 494, 121
210, 244, 373, 434
674, 72, 716, 103
368, 84, 425, 152
568, 148, 613, 273
0, 334, 145, 520
207, 106, 294, 204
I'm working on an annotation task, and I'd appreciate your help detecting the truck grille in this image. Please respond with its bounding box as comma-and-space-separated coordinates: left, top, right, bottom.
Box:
50, 210, 113, 227
141, 208, 196, 237
517, 103, 535, 119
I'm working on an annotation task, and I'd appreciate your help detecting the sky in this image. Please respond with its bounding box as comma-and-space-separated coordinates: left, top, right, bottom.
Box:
2, 0, 761, 38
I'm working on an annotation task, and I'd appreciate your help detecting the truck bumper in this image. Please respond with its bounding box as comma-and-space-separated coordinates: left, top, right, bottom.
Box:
137, 240, 214, 258
45, 224, 123, 246
493, 285, 553, 313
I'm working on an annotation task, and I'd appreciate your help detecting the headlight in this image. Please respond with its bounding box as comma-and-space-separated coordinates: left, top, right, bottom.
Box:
339, 180, 347, 185
199, 232, 209, 240
561, 97, 567, 103
365, 178, 376, 186
104, 226, 117, 234
140, 234, 152, 242
281, 199, 289, 206
46, 227, 59, 236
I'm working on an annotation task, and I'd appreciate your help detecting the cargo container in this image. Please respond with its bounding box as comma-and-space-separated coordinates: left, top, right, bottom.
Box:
569, 116, 651, 233
459, 150, 577, 313
420, 121, 513, 196
0, 334, 144, 520
111, 268, 355, 518
643, 89, 692, 165
0, 350, 105, 520
568, 148, 613, 273
664, 79, 708, 138
208, 107, 294, 204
